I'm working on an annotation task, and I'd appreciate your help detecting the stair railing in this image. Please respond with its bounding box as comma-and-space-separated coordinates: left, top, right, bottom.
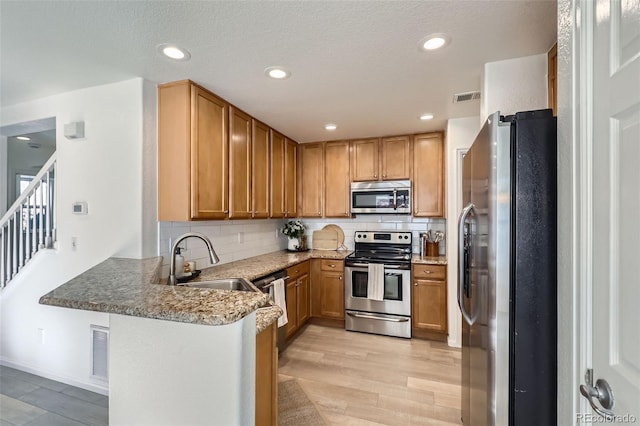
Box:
0, 152, 57, 289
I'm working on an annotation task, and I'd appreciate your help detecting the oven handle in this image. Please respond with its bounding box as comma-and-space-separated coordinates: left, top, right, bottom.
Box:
345, 262, 408, 270
393, 188, 398, 210
347, 312, 409, 323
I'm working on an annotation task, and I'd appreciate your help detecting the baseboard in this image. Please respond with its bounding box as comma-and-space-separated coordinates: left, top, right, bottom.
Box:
307, 317, 345, 328
0, 357, 109, 395
411, 328, 448, 342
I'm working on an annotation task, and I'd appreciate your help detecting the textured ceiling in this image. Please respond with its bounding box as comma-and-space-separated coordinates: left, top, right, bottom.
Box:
0, 1, 557, 142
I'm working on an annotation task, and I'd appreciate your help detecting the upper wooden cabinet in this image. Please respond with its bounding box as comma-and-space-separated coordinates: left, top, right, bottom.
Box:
350, 138, 379, 181
251, 120, 270, 219
228, 109, 272, 219
380, 136, 412, 180
271, 132, 298, 218
324, 141, 351, 217
548, 42, 558, 116
350, 136, 411, 181
298, 143, 324, 218
158, 80, 228, 221
413, 132, 445, 217
284, 139, 298, 217
228, 107, 252, 219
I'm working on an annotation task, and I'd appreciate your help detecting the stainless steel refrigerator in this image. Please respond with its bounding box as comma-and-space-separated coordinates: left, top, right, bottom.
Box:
458, 110, 557, 425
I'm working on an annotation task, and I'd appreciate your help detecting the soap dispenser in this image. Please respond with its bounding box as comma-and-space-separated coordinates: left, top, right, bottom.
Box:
174, 247, 185, 278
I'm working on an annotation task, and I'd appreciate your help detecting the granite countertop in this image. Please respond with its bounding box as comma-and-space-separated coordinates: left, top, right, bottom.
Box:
411, 254, 448, 265
39, 250, 350, 333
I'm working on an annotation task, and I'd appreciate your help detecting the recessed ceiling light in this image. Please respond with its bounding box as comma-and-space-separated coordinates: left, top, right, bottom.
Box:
324, 124, 337, 131
157, 44, 191, 61
419, 33, 451, 51
16, 136, 31, 141
265, 66, 290, 79
419, 114, 434, 121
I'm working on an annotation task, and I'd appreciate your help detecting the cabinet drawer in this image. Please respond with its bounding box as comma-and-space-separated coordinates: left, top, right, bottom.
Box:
412, 264, 446, 280
320, 259, 344, 272
286, 261, 310, 280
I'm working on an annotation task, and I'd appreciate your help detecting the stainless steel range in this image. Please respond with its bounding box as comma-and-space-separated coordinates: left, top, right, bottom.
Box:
344, 231, 412, 338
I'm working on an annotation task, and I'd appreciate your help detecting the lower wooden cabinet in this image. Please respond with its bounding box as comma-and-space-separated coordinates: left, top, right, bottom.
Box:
256, 322, 277, 426
411, 264, 447, 341
310, 259, 345, 321
285, 261, 310, 339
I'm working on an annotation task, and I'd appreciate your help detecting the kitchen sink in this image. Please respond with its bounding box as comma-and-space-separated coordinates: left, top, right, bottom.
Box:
179, 278, 259, 292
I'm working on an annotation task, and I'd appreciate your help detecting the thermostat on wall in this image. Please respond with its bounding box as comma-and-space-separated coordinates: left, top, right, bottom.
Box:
72, 201, 88, 215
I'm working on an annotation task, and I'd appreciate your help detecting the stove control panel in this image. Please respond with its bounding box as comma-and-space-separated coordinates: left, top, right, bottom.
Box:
354, 231, 412, 245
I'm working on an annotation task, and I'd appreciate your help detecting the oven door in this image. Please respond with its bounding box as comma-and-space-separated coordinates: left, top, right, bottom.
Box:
344, 264, 411, 316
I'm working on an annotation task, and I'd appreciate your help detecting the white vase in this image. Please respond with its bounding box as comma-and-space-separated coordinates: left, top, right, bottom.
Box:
287, 237, 299, 251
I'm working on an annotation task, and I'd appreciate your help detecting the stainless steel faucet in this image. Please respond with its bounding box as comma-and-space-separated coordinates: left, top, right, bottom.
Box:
168, 232, 220, 286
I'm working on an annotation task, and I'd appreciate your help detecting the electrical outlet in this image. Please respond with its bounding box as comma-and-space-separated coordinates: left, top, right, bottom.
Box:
71, 237, 77, 251
38, 328, 45, 344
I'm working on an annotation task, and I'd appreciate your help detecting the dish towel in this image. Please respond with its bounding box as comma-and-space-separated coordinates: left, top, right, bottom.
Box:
367, 263, 385, 301
269, 278, 288, 328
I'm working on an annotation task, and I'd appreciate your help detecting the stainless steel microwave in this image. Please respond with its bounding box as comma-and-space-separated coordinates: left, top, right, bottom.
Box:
350, 180, 411, 214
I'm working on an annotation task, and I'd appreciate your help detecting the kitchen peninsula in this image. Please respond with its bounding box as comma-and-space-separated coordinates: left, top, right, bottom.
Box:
39, 250, 349, 425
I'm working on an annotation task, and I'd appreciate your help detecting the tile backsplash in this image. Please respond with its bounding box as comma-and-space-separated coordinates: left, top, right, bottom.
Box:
158, 216, 446, 277
300, 216, 446, 256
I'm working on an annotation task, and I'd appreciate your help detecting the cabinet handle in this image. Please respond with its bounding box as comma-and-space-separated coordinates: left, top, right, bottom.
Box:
339, 275, 342, 280
374, 174, 378, 178
224, 210, 229, 214
329, 264, 336, 268
424, 270, 432, 274
414, 282, 418, 286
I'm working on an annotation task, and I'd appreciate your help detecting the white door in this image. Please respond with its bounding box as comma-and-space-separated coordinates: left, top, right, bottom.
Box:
581, 0, 640, 422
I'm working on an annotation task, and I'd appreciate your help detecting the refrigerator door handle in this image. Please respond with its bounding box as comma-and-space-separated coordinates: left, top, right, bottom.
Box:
458, 202, 477, 325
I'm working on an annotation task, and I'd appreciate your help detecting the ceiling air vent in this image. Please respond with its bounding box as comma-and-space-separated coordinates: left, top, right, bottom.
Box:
453, 91, 481, 103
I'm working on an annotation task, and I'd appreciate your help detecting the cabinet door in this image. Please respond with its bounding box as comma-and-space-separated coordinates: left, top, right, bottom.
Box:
324, 141, 351, 217
158, 81, 191, 221
285, 279, 298, 338
413, 133, 445, 217
350, 138, 379, 181
284, 139, 297, 217
297, 274, 310, 325
270, 130, 286, 218
252, 120, 270, 219
229, 107, 252, 219
255, 323, 277, 426
412, 279, 447, 332
191, 86, 229, 219
320, 271, 344, 319
298, 143, 324, 217
380, 135, 411, 180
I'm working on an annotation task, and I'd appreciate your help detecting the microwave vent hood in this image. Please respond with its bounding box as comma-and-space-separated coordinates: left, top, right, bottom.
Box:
350, 180, 411, 214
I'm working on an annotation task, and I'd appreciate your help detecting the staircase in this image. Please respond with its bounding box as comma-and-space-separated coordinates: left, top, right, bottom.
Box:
0, 153, 57, 288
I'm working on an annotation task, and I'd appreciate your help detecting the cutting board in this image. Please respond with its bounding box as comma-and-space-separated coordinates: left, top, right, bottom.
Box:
312, 229, 339, 250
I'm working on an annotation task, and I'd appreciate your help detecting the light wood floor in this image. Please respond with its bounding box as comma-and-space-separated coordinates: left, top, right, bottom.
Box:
278, 324, 462, 425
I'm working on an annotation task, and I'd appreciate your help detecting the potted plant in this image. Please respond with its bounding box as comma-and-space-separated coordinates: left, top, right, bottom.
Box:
282, 220, 306, 251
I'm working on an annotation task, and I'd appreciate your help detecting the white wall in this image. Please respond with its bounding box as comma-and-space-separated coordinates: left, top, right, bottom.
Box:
0, 78, 157, 393
445, 116, 480, 348
481, 53, 549, 123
